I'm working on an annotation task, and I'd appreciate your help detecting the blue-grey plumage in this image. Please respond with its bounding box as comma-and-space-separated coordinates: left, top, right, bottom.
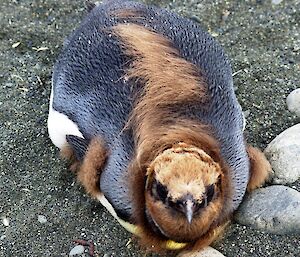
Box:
49, 0, 252, 246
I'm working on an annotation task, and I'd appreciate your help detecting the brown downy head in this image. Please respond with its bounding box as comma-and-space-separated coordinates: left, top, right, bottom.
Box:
145, 143, 225, 243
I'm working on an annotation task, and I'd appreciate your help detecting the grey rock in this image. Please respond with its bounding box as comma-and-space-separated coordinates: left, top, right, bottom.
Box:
177, 246, 225, 257
264, 124, 300, 184
286, 88, 300, 117
272, 0, 283, 4
235, 185, 300, 234
243, 109, 251, 119
69, 245, 85, 256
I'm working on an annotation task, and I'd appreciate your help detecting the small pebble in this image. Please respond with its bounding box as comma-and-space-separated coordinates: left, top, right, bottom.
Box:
2, 217, 9, 227
69, 245, 85, 256
235, 185, 300, 234
177, 246, 225, 257
38, 215, 47, 224
286, 88, 300, 117
272, 0, 283, 4
243, 110, 251, 118
221, 10, 230, 23
190, 15, 201, 24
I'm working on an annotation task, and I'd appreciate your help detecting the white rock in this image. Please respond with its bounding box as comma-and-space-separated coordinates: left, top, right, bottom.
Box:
287, 88, 300, 117
37, 215, 47, 224
235, 185, 300, 234
264, 124, 300, 184
69, 245, 85, 256
2, 217, 9, 227
177, 246, 225, 257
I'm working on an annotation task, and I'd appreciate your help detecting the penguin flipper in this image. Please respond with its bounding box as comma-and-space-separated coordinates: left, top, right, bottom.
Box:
66, 135, 90, 162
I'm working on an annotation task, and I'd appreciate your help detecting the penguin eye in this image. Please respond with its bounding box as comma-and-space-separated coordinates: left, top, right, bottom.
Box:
206, 184, 215, 203
194, 185, 215, 211
167, 198, 185, 213
197, 199, 206, 209
152, 180, 168, 201
156, 181, 168, 200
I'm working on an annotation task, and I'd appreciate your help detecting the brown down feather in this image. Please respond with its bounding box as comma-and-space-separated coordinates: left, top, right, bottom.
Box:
61, 138, 107, 198
113, 22, 233, 252
77, 138, 107, 198
246, 145, 271, 191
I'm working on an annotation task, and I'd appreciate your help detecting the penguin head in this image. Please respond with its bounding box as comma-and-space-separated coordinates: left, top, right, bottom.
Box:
144, 143, 225, 242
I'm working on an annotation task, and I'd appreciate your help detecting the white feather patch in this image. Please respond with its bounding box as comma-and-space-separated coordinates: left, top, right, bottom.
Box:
47, 87, 83, 149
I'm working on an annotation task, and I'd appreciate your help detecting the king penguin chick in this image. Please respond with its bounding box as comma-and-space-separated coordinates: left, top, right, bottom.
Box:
48, 0, 271, 253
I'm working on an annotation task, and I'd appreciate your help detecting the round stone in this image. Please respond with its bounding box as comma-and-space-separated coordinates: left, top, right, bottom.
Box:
286, 88, 300, 117
264, 124, 300, 184
235, 185, 300, 234
177, 246, 225, 257
69, 245, 85, 256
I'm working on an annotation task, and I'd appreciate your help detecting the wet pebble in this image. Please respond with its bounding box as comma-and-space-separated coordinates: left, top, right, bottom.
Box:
177, 246, 225, 257
69, 245, 85, 256
286, 88, 300, 117
264, 124, 300, 184
235, 185, 300, 234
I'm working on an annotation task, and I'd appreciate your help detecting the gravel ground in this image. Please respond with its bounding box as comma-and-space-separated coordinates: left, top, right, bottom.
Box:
0, 0, 299, 256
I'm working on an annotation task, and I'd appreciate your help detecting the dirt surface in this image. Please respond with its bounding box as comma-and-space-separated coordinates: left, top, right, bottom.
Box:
0, 0, 299, 256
